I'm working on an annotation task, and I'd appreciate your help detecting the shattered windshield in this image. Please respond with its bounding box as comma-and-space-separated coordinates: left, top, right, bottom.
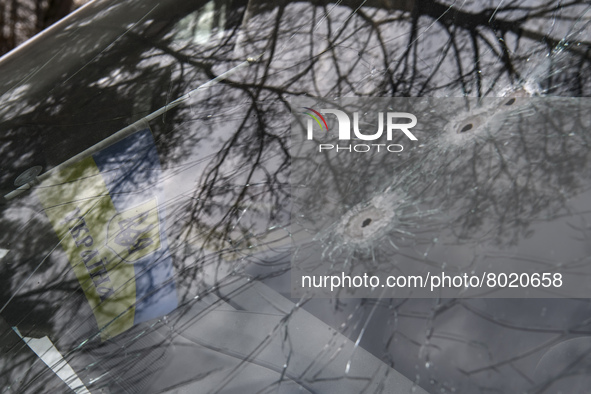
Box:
0, 0, 590, 392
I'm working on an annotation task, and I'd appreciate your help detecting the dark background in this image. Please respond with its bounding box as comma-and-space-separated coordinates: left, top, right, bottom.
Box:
0, 0, 89, 56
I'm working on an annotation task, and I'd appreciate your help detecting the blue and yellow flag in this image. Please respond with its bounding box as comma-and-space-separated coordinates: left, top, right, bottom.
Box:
37, 128, 177, 340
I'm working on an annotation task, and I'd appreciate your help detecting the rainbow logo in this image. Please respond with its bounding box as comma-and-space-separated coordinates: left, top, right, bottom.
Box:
302, 107, 328, 131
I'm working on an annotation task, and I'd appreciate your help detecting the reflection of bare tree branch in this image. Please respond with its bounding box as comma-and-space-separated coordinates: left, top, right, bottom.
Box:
1, 0, 591, 392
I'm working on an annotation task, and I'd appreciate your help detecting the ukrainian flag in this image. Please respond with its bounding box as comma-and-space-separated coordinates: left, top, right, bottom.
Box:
36, 128, 178, 340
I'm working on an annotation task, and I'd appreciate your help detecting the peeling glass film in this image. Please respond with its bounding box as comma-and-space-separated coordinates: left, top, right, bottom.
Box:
0, 0, 590, 393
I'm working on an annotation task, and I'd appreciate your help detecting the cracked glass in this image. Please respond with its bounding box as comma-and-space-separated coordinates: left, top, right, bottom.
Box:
0, 0, 590, 393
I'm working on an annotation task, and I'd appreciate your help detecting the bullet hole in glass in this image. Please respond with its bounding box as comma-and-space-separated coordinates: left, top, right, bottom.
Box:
361, 218, 372, 227
459, 123, 473, 133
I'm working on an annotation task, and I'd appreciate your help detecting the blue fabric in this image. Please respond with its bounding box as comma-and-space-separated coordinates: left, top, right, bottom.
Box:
93, 129, 178, 324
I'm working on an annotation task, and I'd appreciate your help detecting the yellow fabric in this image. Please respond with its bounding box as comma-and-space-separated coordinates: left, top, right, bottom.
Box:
37, 156, 136, 340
